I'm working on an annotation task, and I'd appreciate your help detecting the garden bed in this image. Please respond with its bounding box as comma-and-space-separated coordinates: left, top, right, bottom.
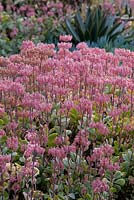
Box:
0, 37, 133, 199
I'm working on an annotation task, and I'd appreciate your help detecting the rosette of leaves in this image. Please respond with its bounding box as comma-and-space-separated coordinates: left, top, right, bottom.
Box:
64, 5, 134, 46
118, 150, 134, 199
105, 170, 125, 199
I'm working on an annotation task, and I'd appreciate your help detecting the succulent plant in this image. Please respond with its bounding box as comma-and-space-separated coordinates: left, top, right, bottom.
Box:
64, 5, 134, 46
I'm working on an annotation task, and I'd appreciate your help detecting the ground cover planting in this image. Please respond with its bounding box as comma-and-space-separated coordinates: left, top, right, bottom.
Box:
0, 36, 133, 199
1, 0, 134, 56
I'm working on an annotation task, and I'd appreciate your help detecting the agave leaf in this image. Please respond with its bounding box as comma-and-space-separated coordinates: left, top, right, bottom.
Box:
88, 11, 96, 41
124, 31, 134, 42
97, 36, 109, 48
108, 31, 124, 42
75, 25, 84, 41
85, 7, 91, 29
65, 18, 81, 43
107, 22, 123, 37
107, 23, 125, 42
98, 14, 108, 34
105, 15, 117, 27
93, 7, 99, 41
75, 11, 86, 36
108, 34, 121, 42
99, 25, 109, 37
97, 10, 109, 36
64, 5, 128, 46
85, 30, 91, 41
91, 28, 97, 42
93, 7, 106, 41
124, 32, 134, 39
125, 37, 134, 43
97, 8, 105, 31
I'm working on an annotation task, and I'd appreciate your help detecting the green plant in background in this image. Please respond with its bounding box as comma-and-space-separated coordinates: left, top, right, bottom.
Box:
0, 0, 68, 56
118, 149, 134, 199
64, 5, 134, 49
86, 34, 134, 52
0, 12, 62, 56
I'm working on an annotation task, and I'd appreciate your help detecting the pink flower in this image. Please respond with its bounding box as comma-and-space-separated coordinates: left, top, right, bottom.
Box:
0, 3, 3, 12
63, 100, 74, 111
56, 2, 63, 9
55, 136, 64, 145
7, 121, 18, 131
77, 97, 92, 115
48, 147, 66, 159
21, 160, 39, 177
63, 145, 76, 154
90, 144, 114, 162
10, 82, 25, 95
130, 0, 134, 7
19, 5, 27, 12
42, 134, 48, 145
10, 27, 18, 38
26, 11, 35, 17
37, 17, 43, 23
24, 143, 45, 158
36, 102, 52, 113
81, 187, 87, 195
73, 130, 90, 151
59, 35, 72, 42
47, 11, 54, 16
12, 184, 20, 192
76, 42, 88, 49
103, 2, 115, 15
7, 136, 19, 151
21, 40, 35, 51
94, 94, 110, 104
92, 178, 109, 193
0, 107, 4, 116
25, 131, 39, 143
0, 129, 5, 136
99, 158, 120, 174
89, 122, 109, 135
58, 42, 72, 49
0, 155, 11, 173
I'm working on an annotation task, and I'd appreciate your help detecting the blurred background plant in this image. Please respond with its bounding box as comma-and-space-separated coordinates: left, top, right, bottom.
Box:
0, 0, 75, 56
64, 3, 134, 51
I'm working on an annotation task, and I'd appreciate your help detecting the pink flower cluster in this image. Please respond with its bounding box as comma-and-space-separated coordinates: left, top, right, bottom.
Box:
0, 155, 11, 173
73, 130, 90, 152
7, 136, 19, 151
92, 178, 109, 193
89, 145, 119, 175
89, 122, 109, 135
0, 36, 133, 197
